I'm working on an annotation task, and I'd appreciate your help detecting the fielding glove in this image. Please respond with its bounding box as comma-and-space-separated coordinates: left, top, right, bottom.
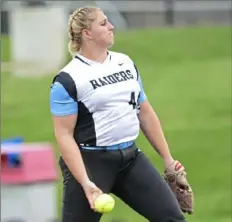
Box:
164, 160, 194, 214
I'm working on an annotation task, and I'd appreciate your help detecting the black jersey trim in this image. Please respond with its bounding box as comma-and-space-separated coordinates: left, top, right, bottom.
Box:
134, 64, 139, 80
74, 101, 97, 146
52, 71, 77, 102
74, 55, 91, 66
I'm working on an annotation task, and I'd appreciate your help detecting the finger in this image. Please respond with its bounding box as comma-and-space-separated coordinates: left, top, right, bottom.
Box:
88, 198, 94, 209
87, 195, 95, 210
90, 200, 97, 211
90, 191, 102, 210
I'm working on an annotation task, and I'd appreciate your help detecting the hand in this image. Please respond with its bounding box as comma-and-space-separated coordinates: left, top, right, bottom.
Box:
164, 160, 189, 189
163, 160, 194, 214
166, 160, 189, 189
81, 180, 103, 211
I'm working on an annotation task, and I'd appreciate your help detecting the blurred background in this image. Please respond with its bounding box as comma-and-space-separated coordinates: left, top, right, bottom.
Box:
1, 0, 231, 222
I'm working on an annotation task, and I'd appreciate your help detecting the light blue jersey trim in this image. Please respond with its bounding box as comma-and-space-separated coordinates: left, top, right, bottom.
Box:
138, 75, 147, 104
50, 82, 78, 116
81, 141, 134, 150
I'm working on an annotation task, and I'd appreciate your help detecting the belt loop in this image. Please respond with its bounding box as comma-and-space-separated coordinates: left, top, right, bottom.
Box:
103, 145, 107, 152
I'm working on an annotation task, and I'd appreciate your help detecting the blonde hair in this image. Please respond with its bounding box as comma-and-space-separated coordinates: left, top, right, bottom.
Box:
68, 6, 100, 56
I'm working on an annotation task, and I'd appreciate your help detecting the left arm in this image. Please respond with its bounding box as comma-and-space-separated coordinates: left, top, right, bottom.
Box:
137, 75, 174, 167
138, 100, 174, 166
137, 76, 194, 214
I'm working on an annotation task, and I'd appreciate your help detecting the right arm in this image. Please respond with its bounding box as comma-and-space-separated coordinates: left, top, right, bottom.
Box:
50, 80, 102, 209
50, 81, 89, 185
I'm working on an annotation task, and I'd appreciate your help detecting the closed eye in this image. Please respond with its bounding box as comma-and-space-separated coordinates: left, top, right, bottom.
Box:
101, 21, 107, 26
101, 18, 108, 26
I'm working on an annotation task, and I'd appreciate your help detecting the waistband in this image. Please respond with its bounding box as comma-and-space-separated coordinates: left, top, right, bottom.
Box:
80, 141, 134, 151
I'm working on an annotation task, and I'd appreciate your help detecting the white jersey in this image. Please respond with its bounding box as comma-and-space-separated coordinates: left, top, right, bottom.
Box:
50, 51, 146, 146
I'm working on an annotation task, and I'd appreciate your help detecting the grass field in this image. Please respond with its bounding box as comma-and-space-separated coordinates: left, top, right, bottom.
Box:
1, 26, 231, 222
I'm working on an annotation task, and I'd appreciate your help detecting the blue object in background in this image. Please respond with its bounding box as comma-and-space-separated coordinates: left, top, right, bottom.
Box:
1, 137, 24, 168
1, 137, 24, 145
7, 153, 22, 167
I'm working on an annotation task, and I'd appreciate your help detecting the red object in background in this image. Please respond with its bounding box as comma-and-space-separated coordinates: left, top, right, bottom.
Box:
1, 153, 8, 168
1, 143, 58, 184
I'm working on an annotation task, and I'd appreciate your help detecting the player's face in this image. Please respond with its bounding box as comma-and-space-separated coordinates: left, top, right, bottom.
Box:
88, 10, 114, 49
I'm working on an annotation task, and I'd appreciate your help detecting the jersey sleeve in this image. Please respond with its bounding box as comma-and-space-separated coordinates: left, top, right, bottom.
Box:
138, 75, 147, 104
133, 63, 147, 104
50, 72, 78, 116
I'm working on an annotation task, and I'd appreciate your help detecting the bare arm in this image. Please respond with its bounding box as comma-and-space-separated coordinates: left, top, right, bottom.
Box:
138, 100, 174, 166
50, 79, 102, 209
50, 78, 90, 185
135, 71, 174, 166
52, 114, 90, 185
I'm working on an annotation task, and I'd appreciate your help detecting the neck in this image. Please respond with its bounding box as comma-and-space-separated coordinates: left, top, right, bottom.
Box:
79, 44, 108, 63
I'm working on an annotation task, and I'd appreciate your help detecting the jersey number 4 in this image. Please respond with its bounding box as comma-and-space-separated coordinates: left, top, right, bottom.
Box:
129, 92, 140, 109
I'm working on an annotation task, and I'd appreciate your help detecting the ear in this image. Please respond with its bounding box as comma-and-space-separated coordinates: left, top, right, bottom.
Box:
82, 29, 92, 40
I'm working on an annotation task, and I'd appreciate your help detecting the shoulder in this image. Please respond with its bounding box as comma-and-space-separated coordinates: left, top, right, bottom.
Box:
109, 51, 134, 65
61, 58, 81, 75
51, 60, 78, 101
53, 56, 88, 81
52, 56, 81, 83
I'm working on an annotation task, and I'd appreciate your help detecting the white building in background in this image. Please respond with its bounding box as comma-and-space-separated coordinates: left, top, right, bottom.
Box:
9, 5, 67, 76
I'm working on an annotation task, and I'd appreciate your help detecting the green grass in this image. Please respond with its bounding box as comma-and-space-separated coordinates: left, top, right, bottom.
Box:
1, 35, 11, 61
1, 26, 231, 222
